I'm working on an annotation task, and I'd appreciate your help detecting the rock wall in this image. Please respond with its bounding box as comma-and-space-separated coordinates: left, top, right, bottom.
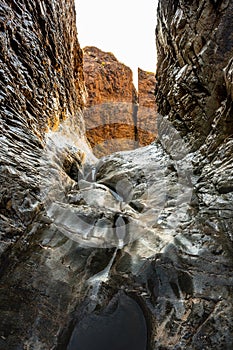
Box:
154, 0, 233, 348
83, 46, 138, 157
156, 0, 233, 151
0, 1, 89, 347
0, 0, 86, 254
83, 47, 158, 156
156, 0, 233, 234
137, 68, 157, 146
0, 0, 233, 349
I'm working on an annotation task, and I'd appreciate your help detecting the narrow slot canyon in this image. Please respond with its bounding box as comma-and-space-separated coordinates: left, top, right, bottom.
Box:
0, 1, 233, 350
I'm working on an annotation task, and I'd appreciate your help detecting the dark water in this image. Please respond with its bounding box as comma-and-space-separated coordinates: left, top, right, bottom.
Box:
67, 293, 147, 350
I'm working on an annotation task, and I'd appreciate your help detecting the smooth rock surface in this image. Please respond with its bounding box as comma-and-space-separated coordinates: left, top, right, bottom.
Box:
0, 0, 232, 349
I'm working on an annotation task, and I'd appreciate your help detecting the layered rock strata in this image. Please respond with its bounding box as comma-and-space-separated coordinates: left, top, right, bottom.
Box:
156, 0, 233, 152
137, 68, 157, 146
0, 0, 89, 347
83, 46, 138, 157
83, 47, 158, 156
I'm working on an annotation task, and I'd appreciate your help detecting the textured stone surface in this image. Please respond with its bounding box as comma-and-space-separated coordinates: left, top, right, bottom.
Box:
0, 1, 89, 347
0, 0, 233, 349
0, 0, 86, 255
137, 68, 157, 146
155, 0, 233, 151
83, 48, 158, 156
83, 46, 138, 157
154, 0, 233, 348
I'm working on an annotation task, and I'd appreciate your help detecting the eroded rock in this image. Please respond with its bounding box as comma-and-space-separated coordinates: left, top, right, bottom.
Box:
83, 47, 158, 157
83, 46, 138, 157
0, 0, 233, 349
0, 0, 87, 256
153, 0, 233, 348
137, 68, 157, 146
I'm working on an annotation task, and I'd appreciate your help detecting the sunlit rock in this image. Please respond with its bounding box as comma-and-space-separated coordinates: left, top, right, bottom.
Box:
83, 46, 138, 156
137, 68, 157, 146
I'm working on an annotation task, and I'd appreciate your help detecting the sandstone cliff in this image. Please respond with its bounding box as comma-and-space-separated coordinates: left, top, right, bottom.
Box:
83, 48, 158, 156
83, 46, 138, 157
137, 68, 157, 146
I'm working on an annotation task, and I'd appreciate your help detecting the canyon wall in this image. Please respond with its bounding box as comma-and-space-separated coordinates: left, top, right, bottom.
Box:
0, 0, 86, 254
154, 0, 233, 348
137, 68, 157, 146
0, 1, 89, 348
156, 0, 233, 152
83, 46, 138, 156
0, 0, 232, 349
83, 47, 158, 156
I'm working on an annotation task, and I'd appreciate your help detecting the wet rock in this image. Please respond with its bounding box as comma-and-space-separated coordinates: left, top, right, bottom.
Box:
45, 140, 192, 250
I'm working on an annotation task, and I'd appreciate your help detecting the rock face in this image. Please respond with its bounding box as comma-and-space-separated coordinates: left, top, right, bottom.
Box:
154, 0, 233, 348
0, 0, 86, 253
137, 68, 157, 146
0, 1, 89, 348
83, 47, 158, 157
83, 46, 138, 157
156, 0, 233, 151
0, 0, 233, 349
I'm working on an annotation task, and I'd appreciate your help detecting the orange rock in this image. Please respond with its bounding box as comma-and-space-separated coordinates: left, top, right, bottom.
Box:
83, 47, 157, 157
83, 46, 138, 157
137, 68, 157, 146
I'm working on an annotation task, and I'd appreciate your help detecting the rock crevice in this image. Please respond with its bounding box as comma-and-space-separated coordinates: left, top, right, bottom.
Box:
83, 46, 157, 156
0, 0, 232, 349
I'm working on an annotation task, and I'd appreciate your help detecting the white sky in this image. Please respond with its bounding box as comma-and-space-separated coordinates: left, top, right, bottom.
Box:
75, 0, 158, 87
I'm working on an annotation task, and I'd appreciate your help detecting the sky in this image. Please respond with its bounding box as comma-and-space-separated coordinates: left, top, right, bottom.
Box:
75, 0, 158, 87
